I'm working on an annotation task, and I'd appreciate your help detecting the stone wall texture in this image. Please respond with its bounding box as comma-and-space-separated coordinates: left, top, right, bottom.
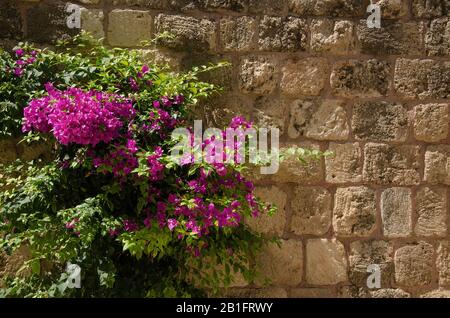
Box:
1, 0, 450, 298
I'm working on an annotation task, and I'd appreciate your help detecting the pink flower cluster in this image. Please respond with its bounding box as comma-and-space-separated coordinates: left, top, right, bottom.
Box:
23, 84, 135, 146
11, 48, 37, 77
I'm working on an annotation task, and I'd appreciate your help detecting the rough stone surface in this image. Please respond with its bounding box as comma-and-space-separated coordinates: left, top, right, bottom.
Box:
254, 97, 289, 135
352, 101, 409, 142
220, 16, 256, 52
246, 186, 287, 237
239, 56, 276, 95
27, 2, 79, 43
222, 287, 288, 298
395, 242, 434, 287
288, 99, 349, 140
258, 16, 308, 52
412, 0, 448, 18
415, 187, 448, 237
281, 58, 328, 96
108, 10, 152, 47
363, 143, 421, 186
290, 187, 332, 236
288, 0, 370, 17
370, 289, 411, 298
394, 59, 450, 99
257, 240, 303, 286
377, 0, 409, 18
414, 104, 449, 142
426, 18, 450, 56
349, 240, 394, 287
155, 14, 216, 51
357, 21, 424, 55
381, 188, 412, 238
80, 9, 104, 39
306, 239, 348, 285
437, 241, 450, 286
272, 144, 324, 184
424, 146, 450, 185
333, 187, 377, 237
0, 0, 22, 39
290, 288, 335, 298
310, 19, 356, 54
421, 289, 450, 298
325, 143, 362, 183
331, 59, 391, 98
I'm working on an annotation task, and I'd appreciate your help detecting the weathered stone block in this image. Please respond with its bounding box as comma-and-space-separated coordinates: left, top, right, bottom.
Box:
357, 20, 424, 55
254, 97, 289, 135
421, 289, 450, 298
80, 9, 104, 39
288, 99, 349, 140
381, 188, 412, 238
108, 10, 152, 47
27, 2, 79, 43
412, 0, 448, 18
333, 187, 377, 237
110, 0, 167, 9
331, 59, 391, 98
349, 240, 394, 287
352, 101, 409, 142
220, 16, 255, 52
290, 288, 335, 298
281, 58, 328, 96
437, 241, 450, 286
370, 289, 411, 298
166, 0, 247, 12
272, 143, 324, 184
199, 94, 251, 129
306, 239, 348, 285
248, 0, 287, 14
0, 0, 22, 39
424, 145, 450, 185
414, 104, 449, 142
394, 59, 450, 99
363, 143, 421, 186
288, 0, 370, 17
257, 240, 303, 286
246, 186, 287, 237
155, 14, 216, 51
258, 16, 307, 52
310, 19, 357, 54
222, 287, 288, 298
239, 56, 276, 95
377, 0, 409, 18
290, 186, 332, 236
415, 187, 447, 237
395, 242, 434, 287
326, 143, 362, 183
426, 18, 450, 56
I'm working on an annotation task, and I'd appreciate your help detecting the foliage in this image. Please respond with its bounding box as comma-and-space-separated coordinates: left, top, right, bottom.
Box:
0, 33, 329, 298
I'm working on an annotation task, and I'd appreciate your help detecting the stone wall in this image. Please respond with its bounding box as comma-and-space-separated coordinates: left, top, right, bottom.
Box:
1, 0, 450, 298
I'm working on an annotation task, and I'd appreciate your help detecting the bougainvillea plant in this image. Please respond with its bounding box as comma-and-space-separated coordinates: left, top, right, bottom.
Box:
0, 34, 328, 298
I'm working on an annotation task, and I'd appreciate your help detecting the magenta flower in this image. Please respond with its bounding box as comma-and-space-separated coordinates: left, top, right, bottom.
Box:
13, 67, 23, 77
14, 48, 24, 57
167, 219, 178, 231
123, 219, 138, 232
